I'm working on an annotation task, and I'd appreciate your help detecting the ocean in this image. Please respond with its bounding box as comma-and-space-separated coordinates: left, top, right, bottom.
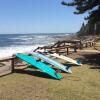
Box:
0, 33, 70, 59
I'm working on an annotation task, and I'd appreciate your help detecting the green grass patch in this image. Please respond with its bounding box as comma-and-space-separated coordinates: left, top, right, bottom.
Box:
0, 64, 100, 100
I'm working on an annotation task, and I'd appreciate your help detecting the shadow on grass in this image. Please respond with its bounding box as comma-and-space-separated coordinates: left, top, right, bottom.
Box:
90, 66, 100, 69
79, 53, 100, 69
28, 64, 71, 74
14, 69, 56, 80
63, 63, 79, 67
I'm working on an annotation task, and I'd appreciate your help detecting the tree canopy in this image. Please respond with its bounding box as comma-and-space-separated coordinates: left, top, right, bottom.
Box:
61, 0, 100, 24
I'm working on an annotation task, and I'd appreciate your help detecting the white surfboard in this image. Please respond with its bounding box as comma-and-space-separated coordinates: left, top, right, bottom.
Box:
50, 53, 82, 66
30, 52, 72, 73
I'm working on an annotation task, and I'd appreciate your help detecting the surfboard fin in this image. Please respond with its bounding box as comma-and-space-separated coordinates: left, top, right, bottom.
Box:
66, 65, 72, 73
76, 59, 82, 65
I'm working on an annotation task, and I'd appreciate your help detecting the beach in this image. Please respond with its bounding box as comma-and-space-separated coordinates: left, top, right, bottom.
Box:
0, 35, 100, 100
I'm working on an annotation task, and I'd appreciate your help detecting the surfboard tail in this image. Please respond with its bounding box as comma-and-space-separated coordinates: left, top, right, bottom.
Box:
55, 72, 63, 80
66, 65, 72, 73
76, 59, 82, 66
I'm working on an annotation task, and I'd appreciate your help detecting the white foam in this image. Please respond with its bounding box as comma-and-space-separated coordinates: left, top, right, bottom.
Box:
11, 37, 33, 41
0, 45, 43, 59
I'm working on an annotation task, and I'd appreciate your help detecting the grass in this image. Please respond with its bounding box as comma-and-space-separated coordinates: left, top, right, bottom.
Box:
94, 39, 100, 50
0, 63, 100, 100
0, 40, 100, 100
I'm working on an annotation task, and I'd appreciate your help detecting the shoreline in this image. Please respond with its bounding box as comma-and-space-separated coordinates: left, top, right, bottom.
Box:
0, 34, 99, 60
0, 34, 99, 59
0, 34, 72, 59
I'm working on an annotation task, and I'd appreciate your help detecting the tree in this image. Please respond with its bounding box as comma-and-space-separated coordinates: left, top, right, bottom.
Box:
61, 0, 100, 24
78, 23, 85, 35
77, 22, 95, 36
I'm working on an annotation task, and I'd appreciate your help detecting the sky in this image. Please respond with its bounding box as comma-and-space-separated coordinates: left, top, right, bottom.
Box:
0, 0, 87, 34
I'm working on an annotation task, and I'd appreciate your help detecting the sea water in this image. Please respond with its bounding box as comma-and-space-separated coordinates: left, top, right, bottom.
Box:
0, 33, 70, 59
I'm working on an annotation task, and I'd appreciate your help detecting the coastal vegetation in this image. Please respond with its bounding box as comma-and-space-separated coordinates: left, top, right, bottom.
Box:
62, 0, 100, 36
77, 22, 100, 36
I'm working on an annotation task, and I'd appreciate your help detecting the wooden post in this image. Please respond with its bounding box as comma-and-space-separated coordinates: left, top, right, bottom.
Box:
89, 42, 91, 47
86, 42, 88, 48
92, 42, 94, 46
56, 48, 59, 53
74, 46, 77, 52
11, 58, 15, 73
66, 47, 69, 55
90, 42, 91, 47
80, 41, 83, 49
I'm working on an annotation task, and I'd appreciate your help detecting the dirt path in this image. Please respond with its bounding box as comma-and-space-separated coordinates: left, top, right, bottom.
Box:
79, 49, 100, 53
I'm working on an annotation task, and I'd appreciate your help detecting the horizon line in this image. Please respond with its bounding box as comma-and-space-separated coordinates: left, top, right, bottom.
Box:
0, 32, 76, 34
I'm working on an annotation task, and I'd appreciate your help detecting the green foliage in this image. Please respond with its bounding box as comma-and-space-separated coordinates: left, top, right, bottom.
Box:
61, 0, 100, 24
62, 0, 100, 35
95, 22, 100, 35
77, 22, 100, 36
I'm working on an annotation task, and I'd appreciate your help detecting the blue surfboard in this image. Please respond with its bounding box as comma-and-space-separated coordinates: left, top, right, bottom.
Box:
30, 52, 72, 73
16, 54, 63, 80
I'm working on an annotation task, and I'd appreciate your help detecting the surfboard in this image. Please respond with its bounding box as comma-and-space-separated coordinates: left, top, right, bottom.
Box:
30, 52, 72, 73
50, 53, 82, 66
16, 54, 63, 80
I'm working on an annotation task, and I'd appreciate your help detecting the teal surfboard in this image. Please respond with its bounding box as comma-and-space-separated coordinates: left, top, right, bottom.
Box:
16, 54, 63, 80
30, 52, 72, 73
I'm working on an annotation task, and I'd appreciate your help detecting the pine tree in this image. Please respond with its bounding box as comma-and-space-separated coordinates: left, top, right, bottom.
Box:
79, 23, 85, 35
61, 0, 100, 24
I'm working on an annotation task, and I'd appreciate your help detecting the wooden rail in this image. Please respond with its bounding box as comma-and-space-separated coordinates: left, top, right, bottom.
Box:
0, 35, 99, 77
0, 56, 16, 76
34, 38, 96, 55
